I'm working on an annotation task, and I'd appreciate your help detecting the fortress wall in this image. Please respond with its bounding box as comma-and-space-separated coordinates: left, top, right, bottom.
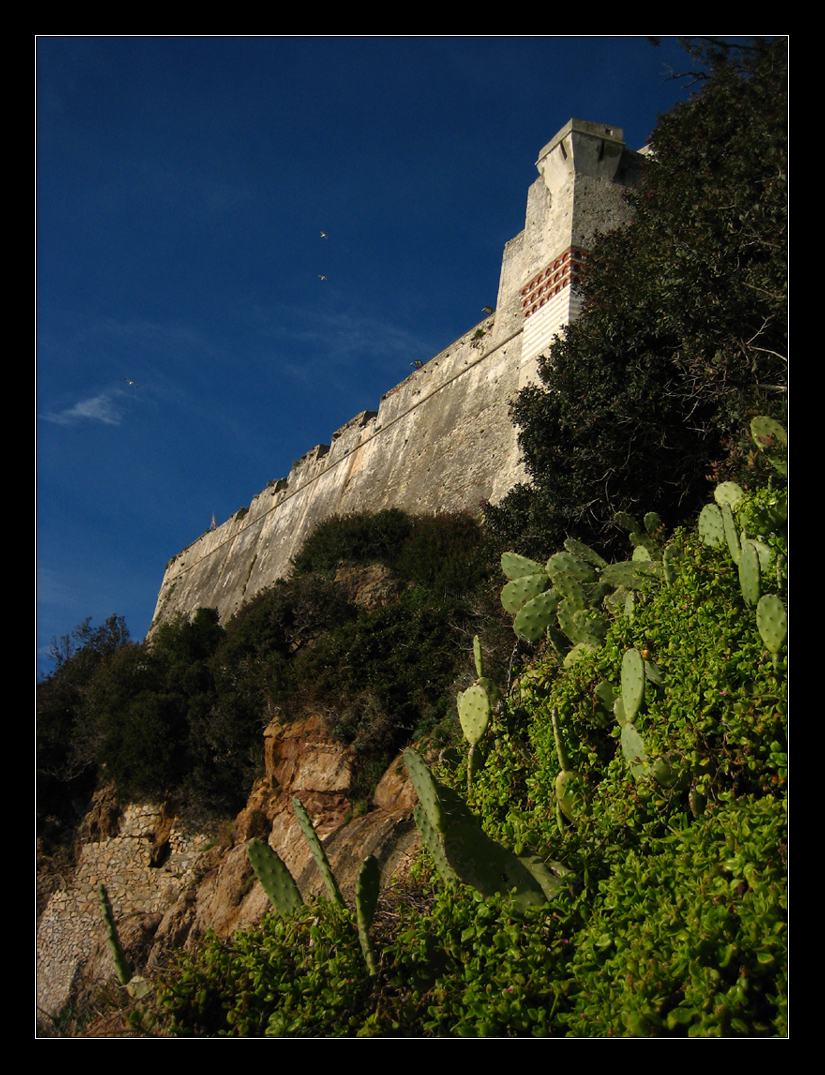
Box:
150, 120, 642, 631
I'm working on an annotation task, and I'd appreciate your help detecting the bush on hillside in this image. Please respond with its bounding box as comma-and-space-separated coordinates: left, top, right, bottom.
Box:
291, 508, 413, 575
144, 465, 786, 1037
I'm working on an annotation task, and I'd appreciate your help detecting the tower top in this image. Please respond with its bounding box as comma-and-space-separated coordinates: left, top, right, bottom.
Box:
536, 119, 625, 164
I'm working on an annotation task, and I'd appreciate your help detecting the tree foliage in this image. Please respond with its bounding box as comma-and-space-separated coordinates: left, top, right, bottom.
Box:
36, 511, 505, 821
37, 615, 132, 831
490, 37, 787, 558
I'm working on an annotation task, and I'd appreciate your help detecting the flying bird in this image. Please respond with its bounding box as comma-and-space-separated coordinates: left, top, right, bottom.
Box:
317, 274, 329, 281
320, 231, 329, 240
482, 306, 494, 316
124, 379, 138, 386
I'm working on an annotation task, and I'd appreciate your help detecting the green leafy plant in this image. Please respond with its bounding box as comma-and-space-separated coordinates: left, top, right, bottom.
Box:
404, 748, 565, 911
245, 801, 380, 980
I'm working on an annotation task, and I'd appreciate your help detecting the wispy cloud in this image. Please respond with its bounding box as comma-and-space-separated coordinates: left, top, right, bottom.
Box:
41, 392, 123, 426
255, 304, 432, 382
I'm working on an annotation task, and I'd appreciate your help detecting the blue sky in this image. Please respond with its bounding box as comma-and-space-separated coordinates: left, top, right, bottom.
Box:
37, 35, 707, 674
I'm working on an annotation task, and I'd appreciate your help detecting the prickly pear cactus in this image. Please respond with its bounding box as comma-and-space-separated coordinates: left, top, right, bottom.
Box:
247, 838, 304, 915
614, 511, 642, 537
501, 551, 546, 580
563, 537, 607, 568
615, 510, 662, 559
356, 855, 381, 976
513, 588, 560, 642
613, 694, 628, 727
292, 796, 344, 906
621, 648, 645, 724
699, 503, 725, 547
600, 561, 661, 590
458, 681, 491, 788
458, 683, 490, 748
621, 722, 650, 780
595, 679, 617, 714
714, 481, 744, 509
662, 542, 683, 585
403, 749, 550, 911
546, 551, 598, 584
551, 708, 585, 826
644, 659, 664, 689
756, 594, 787, 659
414, 802, 457, 885
501, 572, 550, 615
750, 416, 787, 475
552, 570, 589, 609
644, 511, 664, 536
404, 748, 446, 835
472, 635, 484, 679
722, 503, 741, 564
739, 540, 761, 607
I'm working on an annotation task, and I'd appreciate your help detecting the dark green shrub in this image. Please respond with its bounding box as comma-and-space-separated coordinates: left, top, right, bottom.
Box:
224, 574, 356, 659
157, 903, 371, 1037
37, 615, 131, 838
291, 509, 413, 575
396, 513, 487, 597
563, 795, 787, 1037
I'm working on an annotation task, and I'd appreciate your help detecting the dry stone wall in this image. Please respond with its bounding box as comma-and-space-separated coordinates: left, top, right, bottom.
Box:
150, 119, 642, 627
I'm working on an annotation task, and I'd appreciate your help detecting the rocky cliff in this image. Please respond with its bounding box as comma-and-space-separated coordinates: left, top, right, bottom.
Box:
37, 710, 424, 1024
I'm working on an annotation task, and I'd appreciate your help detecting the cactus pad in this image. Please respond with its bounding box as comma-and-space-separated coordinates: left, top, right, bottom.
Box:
756, 594, 787, 655
404, 750, 550, 910
739, 540, 761, 607
356, 855, 381, 976
292, 796, 344, 906
472, 634, 484, 678
621, 648, 645, 724
458, 683, 490, 748
513, 588, 560, 642
722, 503, 741, 564
699, 503, 725, 547
750, 416, 787, 475
714, 481, 744, 508
501, 573, 550, 615
501, 551, 546, 580
247, 838, 304, 916
621, 722, 650, 780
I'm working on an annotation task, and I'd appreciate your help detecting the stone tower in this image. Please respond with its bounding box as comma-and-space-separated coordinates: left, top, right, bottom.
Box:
150, 120, 642, 630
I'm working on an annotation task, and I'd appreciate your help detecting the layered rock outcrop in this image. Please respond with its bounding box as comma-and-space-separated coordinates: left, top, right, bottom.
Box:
36, 714, 423, 1022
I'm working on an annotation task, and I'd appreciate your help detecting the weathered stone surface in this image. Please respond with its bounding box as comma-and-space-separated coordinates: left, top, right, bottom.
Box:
264, 714, 353, 795
36, 716, 421, 1018
333, 562, 405, 611
36, 801, 219, 1019
373, 753, 417, 813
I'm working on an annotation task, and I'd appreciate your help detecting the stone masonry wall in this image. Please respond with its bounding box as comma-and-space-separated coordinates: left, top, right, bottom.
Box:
150, 120, 642, 630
